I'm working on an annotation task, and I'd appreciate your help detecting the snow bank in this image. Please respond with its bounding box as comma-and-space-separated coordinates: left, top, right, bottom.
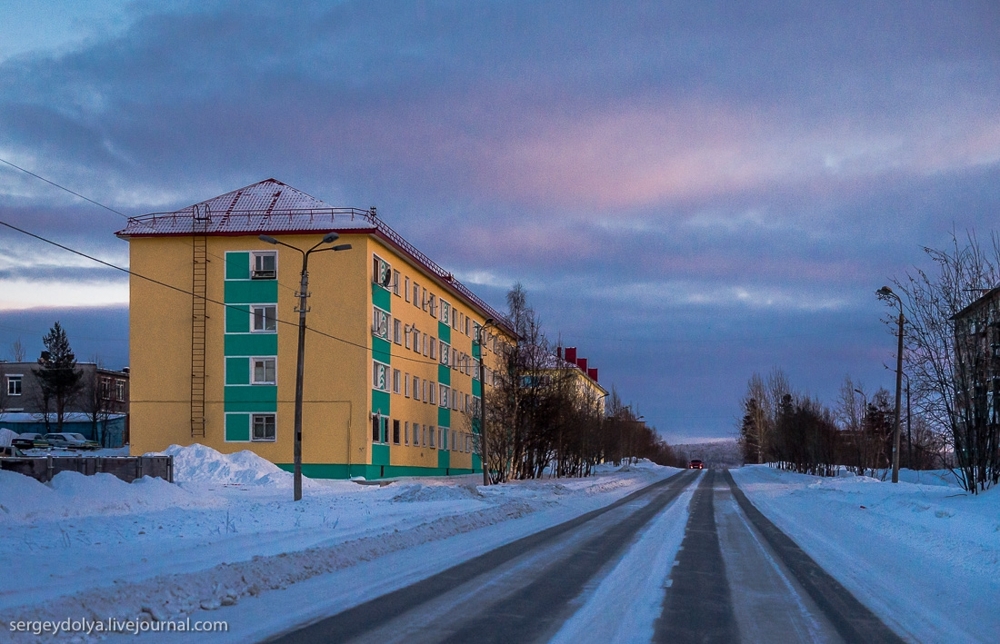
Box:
733, 465, 1000, 643
160, 443, 318, 488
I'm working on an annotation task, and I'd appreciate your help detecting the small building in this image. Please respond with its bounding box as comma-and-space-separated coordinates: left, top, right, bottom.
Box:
116, 179, 514, 479
0, 362, 130, 446
950, 287, 1000, 453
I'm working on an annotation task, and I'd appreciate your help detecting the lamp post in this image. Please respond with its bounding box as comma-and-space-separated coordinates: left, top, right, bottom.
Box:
877, 285, 904, 483
259, 233, 352, 501
476, 318, 495, 486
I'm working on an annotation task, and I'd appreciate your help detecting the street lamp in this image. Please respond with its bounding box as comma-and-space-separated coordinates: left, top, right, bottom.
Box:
476, 318, 496, 486
877, 285, 904, 483
259, 233, 352, 501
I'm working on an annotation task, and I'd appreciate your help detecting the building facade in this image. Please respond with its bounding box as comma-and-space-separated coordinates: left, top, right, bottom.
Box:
117, 179, 513, 479
0, 362, 129, 445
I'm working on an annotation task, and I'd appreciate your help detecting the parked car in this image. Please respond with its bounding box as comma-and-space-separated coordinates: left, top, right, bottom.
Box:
11, 433, 49, 450
43, 433, 100, 450
0, 444, 24, 457
688, 459, 705, 470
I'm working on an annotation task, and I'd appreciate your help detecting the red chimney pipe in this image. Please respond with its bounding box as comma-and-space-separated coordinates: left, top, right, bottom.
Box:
577, 357, 588, 372
556, 346, 562, 360
565, 347, 577, 364
588, 368, 598, 382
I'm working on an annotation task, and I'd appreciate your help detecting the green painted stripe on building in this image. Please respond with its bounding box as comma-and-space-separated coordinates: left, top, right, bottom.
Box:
372, 389, 390, 415
438, 364, 450, 386
224, 384, 277, 404
224, 280, 278, 304
438, 321, 451, 344
438, 406, 450, 428
472, 454, 482, 471
278, 462, 477, 480
225, 305, 251, 333
225, 357, 250, 385
472, 342, 481, 360
225, 413, 250, 441
437, 449, 450, 470
224, 400, 278, 413
372, 282, 391, 311
224, 333, 278, 356
372, 336, 392, 365
472, 379, 482, 397
372, 443, 390, 466
225, 252, 250, 280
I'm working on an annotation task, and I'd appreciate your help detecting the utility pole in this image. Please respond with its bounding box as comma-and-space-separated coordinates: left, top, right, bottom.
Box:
260, 233, 352, 501
877, 286, 904, 483
476, 318, 495, 486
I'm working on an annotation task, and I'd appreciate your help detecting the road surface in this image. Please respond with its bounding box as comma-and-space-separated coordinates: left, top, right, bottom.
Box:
268, 469, 902, 644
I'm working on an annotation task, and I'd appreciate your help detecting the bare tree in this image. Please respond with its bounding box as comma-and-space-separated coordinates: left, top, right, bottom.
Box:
10, 338, 25, 362
891, 230, 1000, 492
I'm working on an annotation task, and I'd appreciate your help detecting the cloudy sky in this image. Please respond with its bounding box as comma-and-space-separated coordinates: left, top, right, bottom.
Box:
1, 1, 998, 442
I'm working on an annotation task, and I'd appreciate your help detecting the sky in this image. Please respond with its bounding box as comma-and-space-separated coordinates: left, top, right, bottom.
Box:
1, 1, 999, 443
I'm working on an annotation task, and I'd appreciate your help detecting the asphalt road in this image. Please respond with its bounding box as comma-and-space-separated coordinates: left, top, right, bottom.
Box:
267, 469, 903, 644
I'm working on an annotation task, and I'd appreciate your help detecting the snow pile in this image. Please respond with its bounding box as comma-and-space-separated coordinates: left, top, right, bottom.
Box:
0, 427, 19, 446
392, 482, 484, 503
0, 470, 216, 524
161, 443, 310, 488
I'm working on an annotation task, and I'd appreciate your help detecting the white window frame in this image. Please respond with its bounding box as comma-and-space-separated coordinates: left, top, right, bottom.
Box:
372, 254, 391, 289
372, 360, 390, 392
392, 369, 401, 394
439, 341, 450, 366
405, 277, 411, 302
440, 299, 450, 325
251, 251, 277, 280
372, 306, 390, 340
251, 357, 277, 385
393, 319, 402, 344
404, 372, 410, 397
429, 337, 437, 361
115, 379, 126, 402
251, 304, 277, 333
6, 374, 23, 396
252, 413, 276, 442
392, 269, 401, 296
439, 385, 449, 408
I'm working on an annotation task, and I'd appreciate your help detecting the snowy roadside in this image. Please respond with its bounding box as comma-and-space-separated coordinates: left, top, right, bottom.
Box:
0, 445, 677, 641
732, 465, 1000, 643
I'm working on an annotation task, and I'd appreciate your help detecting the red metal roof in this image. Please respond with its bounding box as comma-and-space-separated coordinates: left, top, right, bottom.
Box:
115, 179, 512, 333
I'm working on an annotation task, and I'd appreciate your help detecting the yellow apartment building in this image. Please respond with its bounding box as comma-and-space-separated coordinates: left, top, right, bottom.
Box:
549, 346, 608, 412
117, 179, 513, 479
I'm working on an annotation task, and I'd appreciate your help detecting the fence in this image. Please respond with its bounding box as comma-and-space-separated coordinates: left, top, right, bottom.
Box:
0, 455, 173, 484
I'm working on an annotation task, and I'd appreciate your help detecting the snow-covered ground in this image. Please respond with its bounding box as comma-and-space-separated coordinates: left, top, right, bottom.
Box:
0, 445, 676, 641
732, 465, 1000, 643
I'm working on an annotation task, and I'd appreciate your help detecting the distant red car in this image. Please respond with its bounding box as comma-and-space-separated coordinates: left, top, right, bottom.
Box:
688, 460, 704, 470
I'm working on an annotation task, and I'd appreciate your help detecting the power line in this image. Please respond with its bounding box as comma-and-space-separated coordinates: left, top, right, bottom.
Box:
0, 219, 450, 369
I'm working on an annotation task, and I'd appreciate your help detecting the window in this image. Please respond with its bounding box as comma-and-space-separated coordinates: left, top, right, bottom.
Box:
6, 375, 22, 396
372, 255, 391, 288
393, 319, 402, 344
439, 385, 449, 408
429, 382, 436, 405
372, 306, 389, 340
430, 425, 436, 448
251, 252, 277, 279
413, 375, 420, 401
252, 414, 276, 441
100, 377, 111, 399
392, 419, 401, 444
422, 287, 428, 312
464, 316, 470, 336
441, 300, 451, 325
404, 372, 410, 397
405, 277, 411, 302
440, 342, 450, 366
372, 361, 390, 391
392, 369, 401, 394
422, 424, 427, 447
429, 338, 437, 360
252, 305, 277, 332
392, 270, 401, 295
429, 294, 437, 318
115, 379, 126, 401
252, 357, 276, 384
404, 325, 411, 349
422, 379, 428, 402
422, 333, 428, 356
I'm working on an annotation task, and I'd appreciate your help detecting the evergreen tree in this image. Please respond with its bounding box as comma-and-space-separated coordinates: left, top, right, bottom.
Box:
33, 322, 83, 432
